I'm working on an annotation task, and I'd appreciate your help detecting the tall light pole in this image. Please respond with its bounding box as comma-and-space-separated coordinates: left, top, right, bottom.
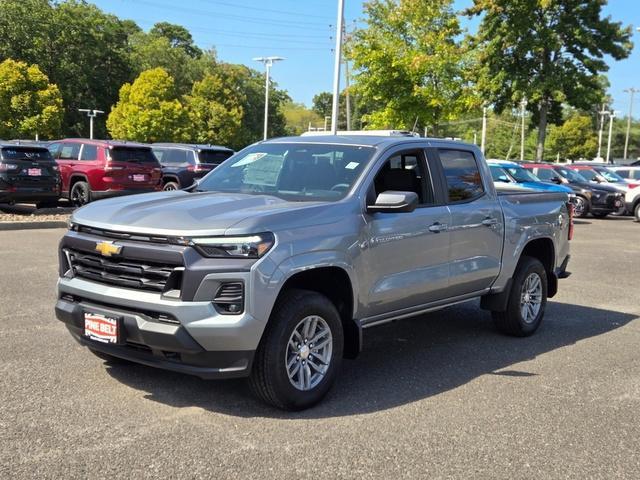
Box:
330, 0, 345, 135
520, 98, 527, 161
596, 105, 610, 160
253, 56, 285, 140
606, 110, 618, 164
480, 106, 488, 154
78, 109, 104, 139
623, 88, 638, 160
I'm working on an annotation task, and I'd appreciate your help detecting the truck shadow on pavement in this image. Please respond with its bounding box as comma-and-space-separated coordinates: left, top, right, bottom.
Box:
104, 301, 637, 418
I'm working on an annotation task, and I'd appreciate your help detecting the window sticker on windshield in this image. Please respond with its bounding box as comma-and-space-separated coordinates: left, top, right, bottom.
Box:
345, 162, 359, 170
232, 152, 267, 167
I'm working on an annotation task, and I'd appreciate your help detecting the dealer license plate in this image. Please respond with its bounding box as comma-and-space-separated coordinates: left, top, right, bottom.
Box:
132, 174, 146, 182
27, 168, 42, 176
84, 312, 119, 344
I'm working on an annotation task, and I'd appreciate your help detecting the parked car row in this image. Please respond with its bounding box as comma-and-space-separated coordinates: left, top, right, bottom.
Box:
0, 139, 234, 207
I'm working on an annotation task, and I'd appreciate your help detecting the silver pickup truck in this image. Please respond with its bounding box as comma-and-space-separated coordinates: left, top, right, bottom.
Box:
55, 136, 572, 410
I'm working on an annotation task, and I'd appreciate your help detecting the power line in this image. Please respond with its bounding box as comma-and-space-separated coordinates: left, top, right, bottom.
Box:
190, 0, 333, 21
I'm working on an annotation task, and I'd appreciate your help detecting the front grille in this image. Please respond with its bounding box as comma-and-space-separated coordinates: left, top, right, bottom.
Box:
66, 249, 182, 293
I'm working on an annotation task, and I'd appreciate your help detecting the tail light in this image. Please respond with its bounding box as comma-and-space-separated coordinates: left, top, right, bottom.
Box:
628, 183, 640, 189
187, 165, 210, 173
104, 161, 124, 173
0, 162, 19, 172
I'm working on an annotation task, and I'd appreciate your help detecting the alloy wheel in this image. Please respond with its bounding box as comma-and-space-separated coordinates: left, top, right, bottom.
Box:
285, 315, 333, 391
520, 272, 542, 324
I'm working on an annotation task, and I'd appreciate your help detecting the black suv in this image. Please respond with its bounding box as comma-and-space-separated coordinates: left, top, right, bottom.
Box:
151, 143, 234, 191
0, 143, 61, 207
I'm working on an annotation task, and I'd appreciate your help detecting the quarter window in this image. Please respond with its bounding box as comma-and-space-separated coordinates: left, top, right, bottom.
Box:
437, 149, 484, 202
80, 144, 98, 161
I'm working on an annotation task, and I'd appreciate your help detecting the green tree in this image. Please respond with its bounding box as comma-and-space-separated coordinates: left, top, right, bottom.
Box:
347, 0, 478, 131
185, 72, 244, 146
0, 59, 63, 139
546, 114, 598, 161
150, 22, 202, 58
282, 101, 323, 135
107, 68, 191, 143
467, 0, 633, 161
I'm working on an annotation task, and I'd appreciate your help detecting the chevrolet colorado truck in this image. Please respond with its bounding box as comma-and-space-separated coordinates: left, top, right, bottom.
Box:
55, 136, 572, 410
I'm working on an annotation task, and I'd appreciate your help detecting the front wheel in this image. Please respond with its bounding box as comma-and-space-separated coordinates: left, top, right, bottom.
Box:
249, 289, 343, 410
635, 203, 640, 222
492, 256, 547, 337
573, 195, 588, 218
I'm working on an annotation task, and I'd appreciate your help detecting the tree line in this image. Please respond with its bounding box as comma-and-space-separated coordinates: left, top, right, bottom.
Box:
0, 0, 636, 160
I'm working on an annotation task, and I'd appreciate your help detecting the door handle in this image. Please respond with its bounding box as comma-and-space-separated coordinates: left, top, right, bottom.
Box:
482, 217, 498, 227
428, 222, 448, 233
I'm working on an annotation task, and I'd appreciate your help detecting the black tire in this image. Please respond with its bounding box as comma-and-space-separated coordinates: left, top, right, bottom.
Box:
492, 256, 547, 337
88, 347, 131, 364
635, 203, 640, 222
249, 289, 344, 410
163, 180, 180, 191
70, 181, 91, 207
591, 212, 609, 218
573, 195, 589, 218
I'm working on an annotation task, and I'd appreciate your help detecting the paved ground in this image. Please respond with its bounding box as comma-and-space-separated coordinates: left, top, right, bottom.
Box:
1, 217, 639, 479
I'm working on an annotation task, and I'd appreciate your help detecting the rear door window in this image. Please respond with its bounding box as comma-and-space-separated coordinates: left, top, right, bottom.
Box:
198, 149, 233, 165
59, 143, 80, 160
110, 147, 157, 163
80, 144, 98, 161
437, 149, 484, 202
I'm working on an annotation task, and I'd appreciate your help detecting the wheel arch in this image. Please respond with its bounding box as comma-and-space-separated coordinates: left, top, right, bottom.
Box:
68, 174, 90, 199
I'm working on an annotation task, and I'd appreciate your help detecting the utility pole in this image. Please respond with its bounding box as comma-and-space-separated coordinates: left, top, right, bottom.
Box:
520, 98, 527, 161
606, 111, 618, 164
330, 0, 345, 135
253, 56, 285, 140
623, 88, 638, 160
597, 104, 610, 160
344, 58, 352, 131
78, 109, 104, 139
480, 106, 488, 154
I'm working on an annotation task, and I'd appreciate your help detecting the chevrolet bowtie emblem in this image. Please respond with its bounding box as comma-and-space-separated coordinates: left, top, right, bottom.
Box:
95, 241, 122, 257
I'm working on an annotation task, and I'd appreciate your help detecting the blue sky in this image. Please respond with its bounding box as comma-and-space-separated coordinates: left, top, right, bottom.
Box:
94, 0, 640, 115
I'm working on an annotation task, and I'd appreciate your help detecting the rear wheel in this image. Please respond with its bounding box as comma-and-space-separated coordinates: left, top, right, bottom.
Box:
573, 195, 588, 218
249, 289, 343, 410
163, 180, 180, 191
70, 181, 91, 207
635, 203, 640, 222
492, 256, 547, 337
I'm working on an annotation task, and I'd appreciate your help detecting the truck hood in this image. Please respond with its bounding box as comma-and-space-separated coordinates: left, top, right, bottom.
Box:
70, 190, 329, 237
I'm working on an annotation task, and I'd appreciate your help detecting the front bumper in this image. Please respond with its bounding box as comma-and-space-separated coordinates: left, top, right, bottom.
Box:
55, 281, 256, 379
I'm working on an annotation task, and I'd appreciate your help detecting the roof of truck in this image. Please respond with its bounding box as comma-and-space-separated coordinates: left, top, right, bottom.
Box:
152, 143, 234, 152
266, 135, 476, 149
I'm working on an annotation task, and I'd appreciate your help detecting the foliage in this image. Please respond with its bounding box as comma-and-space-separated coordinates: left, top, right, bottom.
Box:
467, 0, 633, 160
283, 101, 323, 135
149, 22, 202, 58
0, 59, 63, 139
107, 68, 191, 143
546, 114, 598, 160
347, 0, 479, 131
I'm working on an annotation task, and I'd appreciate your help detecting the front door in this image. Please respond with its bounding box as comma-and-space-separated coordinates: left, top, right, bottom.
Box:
361, 148, 451, 319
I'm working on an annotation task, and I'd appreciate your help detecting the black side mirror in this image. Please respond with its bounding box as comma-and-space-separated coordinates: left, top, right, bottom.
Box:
551, 177, 562, 184
367, 191, 419, 213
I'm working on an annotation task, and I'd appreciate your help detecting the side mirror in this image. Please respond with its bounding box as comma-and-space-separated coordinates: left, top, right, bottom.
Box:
367, 191, 419, 213
551, 177, 562, 184
498, 176, 510, 183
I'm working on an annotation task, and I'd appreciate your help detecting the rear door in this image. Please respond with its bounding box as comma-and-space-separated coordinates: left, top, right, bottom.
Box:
108, 147, 161, 189
431, 147, 503, 296
0, 146, 58, 191
361, 147, 452, 319
56, 142, 81, 192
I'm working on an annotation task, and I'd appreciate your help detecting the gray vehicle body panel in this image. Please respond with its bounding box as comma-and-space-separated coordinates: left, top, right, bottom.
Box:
57, 136, 571, 377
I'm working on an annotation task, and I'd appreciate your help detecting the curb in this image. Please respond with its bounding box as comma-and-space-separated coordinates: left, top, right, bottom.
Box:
0, 221, 68, 231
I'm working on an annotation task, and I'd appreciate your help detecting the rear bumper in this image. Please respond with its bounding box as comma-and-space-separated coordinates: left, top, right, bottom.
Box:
0, 189, 60, 203
55, 294, 254, 379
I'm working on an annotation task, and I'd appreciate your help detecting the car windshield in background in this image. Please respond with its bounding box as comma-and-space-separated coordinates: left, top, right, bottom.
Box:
598, 168, 625, 182
1, 147, 53, 161
505, 166, 539, 183
556, 167, 588, 183
199, 149, 234, 165
575, 169, 598, 181
197, 143, 375, 201
110, 147, 157, 163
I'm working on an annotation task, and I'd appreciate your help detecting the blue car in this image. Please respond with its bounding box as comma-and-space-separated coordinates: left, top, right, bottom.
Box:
488, 160, 573, 194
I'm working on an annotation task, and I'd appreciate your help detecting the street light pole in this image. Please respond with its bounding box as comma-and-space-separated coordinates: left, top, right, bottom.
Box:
606, 111, 618, 164
596, 105, 610, 160
520, 98, 527, 161
623, 88, 638, 160
330, 0, 345, 135
78, 109, 104, 139
253, 56, 285, 140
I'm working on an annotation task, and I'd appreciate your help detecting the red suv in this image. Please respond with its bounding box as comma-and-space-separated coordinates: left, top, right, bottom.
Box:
47, 139, 162, 206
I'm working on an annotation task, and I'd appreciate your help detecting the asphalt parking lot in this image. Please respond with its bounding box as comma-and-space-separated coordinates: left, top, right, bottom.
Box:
1, 217, 639, 479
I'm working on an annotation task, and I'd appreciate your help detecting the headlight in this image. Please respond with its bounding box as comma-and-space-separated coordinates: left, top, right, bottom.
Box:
191, 233, 275, 258
67, 218, 76, 230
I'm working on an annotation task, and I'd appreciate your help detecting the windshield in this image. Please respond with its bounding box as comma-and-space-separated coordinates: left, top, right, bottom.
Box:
489, 166, 512, 183
110, 147, 157, 163
574, 169, 598, 181
504, 166, 539, 183
197, 143, 375, 201
596, 168, 625, 182
531, 168, 562, 182
555, 167, 588, 183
